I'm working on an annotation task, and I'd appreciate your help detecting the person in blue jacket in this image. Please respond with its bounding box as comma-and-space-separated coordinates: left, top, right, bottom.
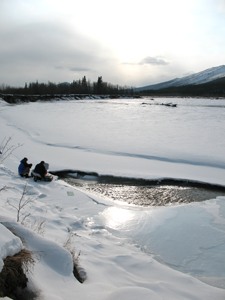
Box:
18, 157, 32, 178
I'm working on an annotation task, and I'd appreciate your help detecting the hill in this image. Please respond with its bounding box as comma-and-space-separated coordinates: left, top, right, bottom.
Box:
138, 75, 225, 97
136, 65, 225, 92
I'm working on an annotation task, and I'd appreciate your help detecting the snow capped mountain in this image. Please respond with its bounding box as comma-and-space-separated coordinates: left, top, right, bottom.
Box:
136, 65, 225, 91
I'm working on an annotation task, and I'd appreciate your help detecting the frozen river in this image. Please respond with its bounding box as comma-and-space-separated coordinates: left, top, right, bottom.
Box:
1, 96, 225, 174
1, 96, 225, 290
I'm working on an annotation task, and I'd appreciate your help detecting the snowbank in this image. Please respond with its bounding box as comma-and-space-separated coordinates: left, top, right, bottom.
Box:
0, 164, 225, 299
0, 224, 23, 273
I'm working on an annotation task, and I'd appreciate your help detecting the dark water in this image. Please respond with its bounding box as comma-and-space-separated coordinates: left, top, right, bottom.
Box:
52, 171, 225, 207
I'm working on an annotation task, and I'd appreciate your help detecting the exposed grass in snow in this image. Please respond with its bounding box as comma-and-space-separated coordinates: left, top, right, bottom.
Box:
62, 226, 86, 283
22, 219, 46, 237
0, 247, 36, 299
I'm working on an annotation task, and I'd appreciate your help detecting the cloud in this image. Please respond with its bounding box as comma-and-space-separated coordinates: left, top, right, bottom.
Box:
69, 67, 94, 72
1, 0, 224, 87
0, 21, 99, 65
123, 56, 169, 66
139, 56, 169, 66
54, 66, 94, 72
215, 0, 225, 13
0, 18, 116, 85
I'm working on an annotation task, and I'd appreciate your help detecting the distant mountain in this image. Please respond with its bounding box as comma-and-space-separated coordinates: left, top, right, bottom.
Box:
136, 65, 225, 91
58, 82, 71, 86
136, 75, 225, 97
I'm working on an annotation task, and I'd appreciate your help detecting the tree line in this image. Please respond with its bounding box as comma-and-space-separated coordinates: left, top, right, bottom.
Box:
0, 76, 134, 95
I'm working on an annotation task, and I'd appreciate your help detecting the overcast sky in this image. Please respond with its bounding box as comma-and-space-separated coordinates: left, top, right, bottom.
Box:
1, 0, 225, 88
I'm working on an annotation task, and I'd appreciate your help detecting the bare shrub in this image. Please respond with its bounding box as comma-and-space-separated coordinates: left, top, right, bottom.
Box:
0, 135, 23, 164
5, 183, 35, 223
0, 185, 11, 193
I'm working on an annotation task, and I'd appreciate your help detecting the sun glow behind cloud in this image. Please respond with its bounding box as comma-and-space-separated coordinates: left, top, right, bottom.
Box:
0, 0, 224, 86
44, 0, 197, 61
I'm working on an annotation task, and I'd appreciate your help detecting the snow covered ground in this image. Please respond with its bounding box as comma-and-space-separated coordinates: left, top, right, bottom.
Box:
0, 97, 225, 299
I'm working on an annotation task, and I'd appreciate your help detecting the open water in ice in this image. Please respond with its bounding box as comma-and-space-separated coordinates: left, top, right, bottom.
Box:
59, 174, 225, 207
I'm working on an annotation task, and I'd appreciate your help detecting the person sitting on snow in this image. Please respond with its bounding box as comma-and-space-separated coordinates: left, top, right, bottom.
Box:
33, 161, 47, 179
32, 161, 53, 182
18, 157, 33, 178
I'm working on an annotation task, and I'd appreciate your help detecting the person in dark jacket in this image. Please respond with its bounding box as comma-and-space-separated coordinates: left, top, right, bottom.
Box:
18, 157, 32, 178
33, 161, 47, 179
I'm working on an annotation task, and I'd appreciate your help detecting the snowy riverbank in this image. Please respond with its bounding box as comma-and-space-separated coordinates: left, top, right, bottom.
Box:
1, 97, 225, 299
0, 93, 141, 104
1, 163, 225, 300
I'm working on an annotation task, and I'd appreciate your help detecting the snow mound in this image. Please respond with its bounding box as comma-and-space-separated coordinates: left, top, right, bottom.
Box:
105, 286, 162, 300
0, 223, 23, 272
2, 221, 73, 277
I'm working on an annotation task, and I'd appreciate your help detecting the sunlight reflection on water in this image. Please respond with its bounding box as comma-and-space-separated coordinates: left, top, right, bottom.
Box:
102, 207, 136, 230
62, 176, 225, 207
